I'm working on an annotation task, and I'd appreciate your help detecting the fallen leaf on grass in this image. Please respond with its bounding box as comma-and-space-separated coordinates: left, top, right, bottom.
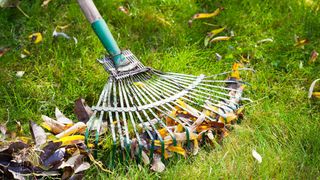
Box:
257, 38, 273, 44
0, 47, 10, 57
29, 33, 42, 44
308, 50, 318, 64
134, 82, 146, 88
16, 71, 25, 78
208, 27, 226, 37
118, 6, 129, 14
20, 49, 30, 59
42, 0, 52, 7
210, 36, 231, 43
150, 155, 165, 172
294, 38, 308, 48
252, 149, 262, 163
308, 79, 320, 98
189, 7, 223, 27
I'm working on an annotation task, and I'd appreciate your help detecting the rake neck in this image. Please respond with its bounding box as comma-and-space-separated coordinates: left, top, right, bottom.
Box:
77, 0, 125, 67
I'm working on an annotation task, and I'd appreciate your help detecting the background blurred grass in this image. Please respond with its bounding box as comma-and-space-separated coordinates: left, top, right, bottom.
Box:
0, 0, 319, 178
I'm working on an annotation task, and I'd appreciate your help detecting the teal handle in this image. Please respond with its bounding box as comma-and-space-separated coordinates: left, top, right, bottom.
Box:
91, 19, 124, 67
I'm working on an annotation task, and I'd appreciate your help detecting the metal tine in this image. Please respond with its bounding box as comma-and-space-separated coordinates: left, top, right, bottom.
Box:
85, 83, 109, 156
158, 75, 234, 98
155, 75, 239, 108
128, 75, 175, 139
129, 75, 180, 132
128, 76, 179, 159
158, 71, 247, 85
119, 79, 144, 162
125, 77, 168, 159
160, 73, 241, 92
135, 77, 193, 128
106, 79, 118, 165
113, 80, 125, 150
86, 83, 108, 133
149, 78, 236, 112
135, 74, 193, 125
138, 75, 225, 121
132, 75, 195, 131
121, 79, 156, 160
147, 79, 233, 115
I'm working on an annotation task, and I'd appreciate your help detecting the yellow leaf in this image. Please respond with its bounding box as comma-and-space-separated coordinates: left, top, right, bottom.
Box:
193, 139, 199, 155
313, 92, 320, 98
294, 38, 308, 47
192, 8, 222, 20
23, 49, 30, 55
208, 27, 226, 37
210, 36, 231, 43
167, 145, 186, 157
158, 128, 168, 138
133, 82, 145, 88
154, 139, 173, 147
231, 63, 243, 79
28, 32, 42, 44
176, 124, 184, 133
226, 112, 237, 123
54, 135, 85, 146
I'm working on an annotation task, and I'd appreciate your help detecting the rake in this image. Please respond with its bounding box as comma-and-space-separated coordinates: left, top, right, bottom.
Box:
77, 0, 250, 166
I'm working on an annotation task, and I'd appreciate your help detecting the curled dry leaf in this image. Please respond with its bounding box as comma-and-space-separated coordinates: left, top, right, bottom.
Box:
210, 36, 231, 43
118, 6, 129, 14
55, 122, 86, 139
55, 107, 73, 124
257, 38, 273, 44
189, 7, 223, 27
41, 115, 65, 134
252, 149, 262, 163
29, 121, 47, 147
308, 79, 320, 98
150, 155, 165, 172
141, 150, 150, 165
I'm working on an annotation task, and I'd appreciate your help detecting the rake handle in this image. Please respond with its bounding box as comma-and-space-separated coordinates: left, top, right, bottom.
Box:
77, 0, 123, 67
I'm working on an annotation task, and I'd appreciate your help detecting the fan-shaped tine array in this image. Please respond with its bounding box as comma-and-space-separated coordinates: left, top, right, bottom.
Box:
85, 69, 249, 166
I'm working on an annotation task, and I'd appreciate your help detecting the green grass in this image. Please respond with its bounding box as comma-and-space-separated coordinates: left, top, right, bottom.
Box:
1, 0, 320, 179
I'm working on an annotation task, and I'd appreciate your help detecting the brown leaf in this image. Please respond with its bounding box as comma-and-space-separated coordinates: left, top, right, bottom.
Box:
74, 98, 93, 123
309, 50, 318, 64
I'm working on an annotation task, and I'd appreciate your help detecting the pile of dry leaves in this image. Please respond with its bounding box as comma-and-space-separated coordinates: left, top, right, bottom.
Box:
0, 107, 110, 179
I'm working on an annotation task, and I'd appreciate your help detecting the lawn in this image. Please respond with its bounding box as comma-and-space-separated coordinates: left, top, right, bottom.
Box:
0, 0, 320, 179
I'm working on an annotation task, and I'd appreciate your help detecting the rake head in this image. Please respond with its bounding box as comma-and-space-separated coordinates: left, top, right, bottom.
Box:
85, 50, 251, 167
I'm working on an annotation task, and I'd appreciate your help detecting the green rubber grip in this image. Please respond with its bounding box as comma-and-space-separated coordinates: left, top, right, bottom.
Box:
91, 19, 124, 66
